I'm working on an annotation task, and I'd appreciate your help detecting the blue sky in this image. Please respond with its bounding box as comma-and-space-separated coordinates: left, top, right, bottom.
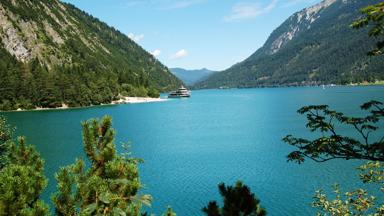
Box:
62, 0, 321, 71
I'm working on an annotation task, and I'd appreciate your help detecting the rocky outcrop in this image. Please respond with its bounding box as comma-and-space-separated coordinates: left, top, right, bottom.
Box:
0, 0, 110, 66
267, 0, 337, 54
0, 5, 31, 62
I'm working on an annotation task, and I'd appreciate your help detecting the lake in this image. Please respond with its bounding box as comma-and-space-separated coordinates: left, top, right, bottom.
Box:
3, 86, 384, 215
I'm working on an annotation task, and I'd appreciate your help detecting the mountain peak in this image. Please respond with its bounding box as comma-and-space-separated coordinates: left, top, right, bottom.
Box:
267, 0, 338, 55
195, 0, 383, 89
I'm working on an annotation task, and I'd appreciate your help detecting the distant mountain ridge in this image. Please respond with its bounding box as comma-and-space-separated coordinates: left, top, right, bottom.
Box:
170, 68, 216, 86
195, 0, 384, 89
0, 0, 181, 110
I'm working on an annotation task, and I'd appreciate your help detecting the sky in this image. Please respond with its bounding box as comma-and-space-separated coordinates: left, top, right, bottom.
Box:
62, 0, 321, 71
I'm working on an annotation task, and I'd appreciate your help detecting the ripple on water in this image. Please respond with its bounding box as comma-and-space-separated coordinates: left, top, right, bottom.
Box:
2, 86, 384, 215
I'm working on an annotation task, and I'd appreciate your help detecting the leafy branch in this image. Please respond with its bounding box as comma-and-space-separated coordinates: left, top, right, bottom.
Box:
351, 2, 384, 56
283, 101, 384, 163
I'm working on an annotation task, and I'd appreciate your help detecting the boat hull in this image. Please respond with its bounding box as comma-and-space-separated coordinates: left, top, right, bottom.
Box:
168, 95, 190, 98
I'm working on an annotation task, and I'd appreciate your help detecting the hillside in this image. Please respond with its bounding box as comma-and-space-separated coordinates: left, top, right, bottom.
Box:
0, 0, 182, 110
170, 68, 216, 86
195, 0, 384, 89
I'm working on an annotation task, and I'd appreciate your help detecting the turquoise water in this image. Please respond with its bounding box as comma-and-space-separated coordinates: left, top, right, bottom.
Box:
2, 86, 384, 215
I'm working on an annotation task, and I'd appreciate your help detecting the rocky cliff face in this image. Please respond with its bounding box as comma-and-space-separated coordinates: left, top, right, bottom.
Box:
267, 0, 337, 54
0, 0, 132, 68
0, 1, 78, 65
0, 4, 31, 62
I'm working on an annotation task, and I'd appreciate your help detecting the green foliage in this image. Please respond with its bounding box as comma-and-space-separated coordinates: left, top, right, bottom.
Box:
195, 0, 384, 89
0, 137, 50, 216
120, 84, 159, 97
52, 116, 151, 215
0, 0, 182, 111
312, 162, 384, 216
359, 161, 384, 184
162, 207, 176, 216
352, 2, 384, 56
0, 116, 14, 169
203, 202, 221, 216
284, 100, 384, 215
313, 184, 377, 216
283, 100, 384, 163
147, 88, 160, 98
202, 181, 266, 216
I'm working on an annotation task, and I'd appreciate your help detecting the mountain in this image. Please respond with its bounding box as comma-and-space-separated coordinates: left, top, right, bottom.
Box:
0, 0, 182, 110
170, 68, 217, 86
195, 0, 384, 89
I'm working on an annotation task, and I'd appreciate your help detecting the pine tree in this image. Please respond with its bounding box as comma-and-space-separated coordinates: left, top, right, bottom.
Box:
0, 137, 50, 215
0, 116, 13, 169
52, 116, 151, 215
202, 181, 266, 216
162, 207, 176, 216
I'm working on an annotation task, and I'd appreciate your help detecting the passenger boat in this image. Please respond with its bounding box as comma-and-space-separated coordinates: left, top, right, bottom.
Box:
168, 86, 191, 98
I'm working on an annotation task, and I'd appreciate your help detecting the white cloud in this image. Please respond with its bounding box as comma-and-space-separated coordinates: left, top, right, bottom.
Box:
151, 49, 161, 57
126, 1, 144, 7
161, 0, 205, 10
126, 0, 205, 10
170, 49, 188, 60
224, 0, 278, 22
283, 0, 316, 7
127, 33, 144, 42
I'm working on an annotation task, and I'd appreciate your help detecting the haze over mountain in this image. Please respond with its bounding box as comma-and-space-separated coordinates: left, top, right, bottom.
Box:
0, 0, 181, 110
195, 0, 384, 89
170, 68, 217, 86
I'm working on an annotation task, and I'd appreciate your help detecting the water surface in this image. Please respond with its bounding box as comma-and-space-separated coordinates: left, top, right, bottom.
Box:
3, 86, 384, 215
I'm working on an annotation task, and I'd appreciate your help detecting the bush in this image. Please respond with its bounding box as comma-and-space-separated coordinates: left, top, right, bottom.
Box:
147, 88, 160, 98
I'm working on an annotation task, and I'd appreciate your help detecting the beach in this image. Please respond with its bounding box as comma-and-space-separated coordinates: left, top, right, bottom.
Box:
111, 97, 167, 104
7, 97, 168, 112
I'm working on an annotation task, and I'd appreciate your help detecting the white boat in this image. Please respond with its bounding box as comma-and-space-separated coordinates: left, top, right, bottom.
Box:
168, 86, 191, 98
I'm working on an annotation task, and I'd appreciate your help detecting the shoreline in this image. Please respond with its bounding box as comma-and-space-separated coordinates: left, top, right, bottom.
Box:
111, 96, 167, 105
192, 82, 384, 90
3, 97, 168, 113
3, 84, 383, 112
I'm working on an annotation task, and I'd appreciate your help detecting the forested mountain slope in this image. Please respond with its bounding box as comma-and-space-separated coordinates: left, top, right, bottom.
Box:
195, 0, 384, 89
0, 0, 182, 110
